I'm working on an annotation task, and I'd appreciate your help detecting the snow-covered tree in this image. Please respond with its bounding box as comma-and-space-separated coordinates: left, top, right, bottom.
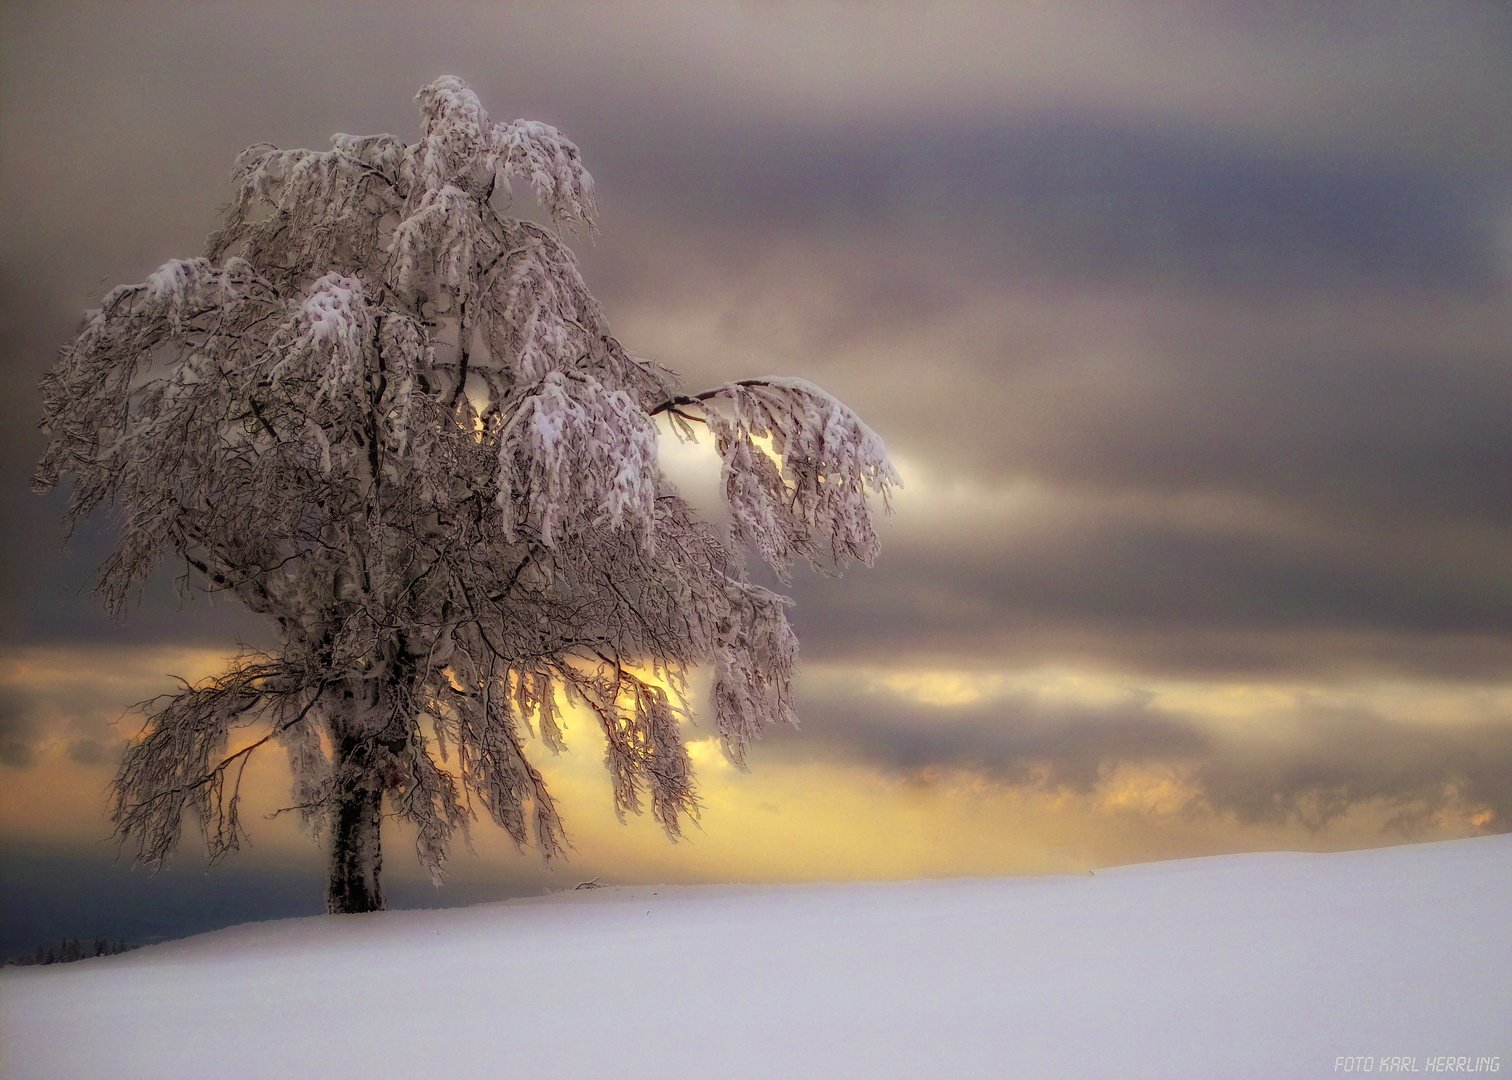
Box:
35, 77, 897, 913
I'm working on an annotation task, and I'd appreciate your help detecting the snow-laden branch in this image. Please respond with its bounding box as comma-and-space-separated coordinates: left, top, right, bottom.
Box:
654, 377, 901, 578
496, 370, 659, 547
415, 75, 596, 230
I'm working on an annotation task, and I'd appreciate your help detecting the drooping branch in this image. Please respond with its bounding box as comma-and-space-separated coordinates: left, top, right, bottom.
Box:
653, 377, 900, 577
112, 660, 324, 870
559, 663, 698, 835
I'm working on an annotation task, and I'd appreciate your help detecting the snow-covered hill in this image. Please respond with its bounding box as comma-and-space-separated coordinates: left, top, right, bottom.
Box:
3, 835, 1508, 1079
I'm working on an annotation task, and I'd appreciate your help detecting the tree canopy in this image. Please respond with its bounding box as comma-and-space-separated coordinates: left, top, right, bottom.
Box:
36, 77, 897, 912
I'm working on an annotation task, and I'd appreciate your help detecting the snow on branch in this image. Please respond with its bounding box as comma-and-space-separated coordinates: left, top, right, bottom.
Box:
712, 581, 800, 768
387, 184, 490, 306
496, 370, 659, 547
414, 76, 596, 231
212, 139, 405, 278
270, 273, 374, 398
387, 727, 469, 884
492, 118, 597, 232
657, 378, 900, 579
562, 663, 697, 836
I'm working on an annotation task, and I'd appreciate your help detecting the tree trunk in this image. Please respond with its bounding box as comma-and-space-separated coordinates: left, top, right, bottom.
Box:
326, 690, 386, 915
327, 782, 385, 913
324, 666, 409, 914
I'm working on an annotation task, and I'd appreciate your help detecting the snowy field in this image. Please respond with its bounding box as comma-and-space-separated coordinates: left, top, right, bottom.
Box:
3, 834, 1508, 1080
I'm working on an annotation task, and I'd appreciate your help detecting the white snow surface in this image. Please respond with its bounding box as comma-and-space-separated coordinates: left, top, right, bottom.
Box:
4, 835, 1508, 1079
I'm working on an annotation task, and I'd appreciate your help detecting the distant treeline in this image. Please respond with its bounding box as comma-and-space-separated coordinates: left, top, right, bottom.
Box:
6, 938, 141, 966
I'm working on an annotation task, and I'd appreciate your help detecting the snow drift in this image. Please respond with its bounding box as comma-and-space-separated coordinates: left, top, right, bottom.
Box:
3, 834, 1508, 1079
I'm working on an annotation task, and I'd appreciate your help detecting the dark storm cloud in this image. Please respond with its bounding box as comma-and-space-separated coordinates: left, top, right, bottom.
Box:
783, 491, 1512, 677
582, 116, 1512, 570
608, 196, 1512, 683
607, 119, 1504, 295
0, 661, 136, 772
0, 683, 39, 768
1006, 345, 1512, 528
764, 684, 1208, 793
1185, 707, 1512, 832
599, 203, 1512, 533
753, 680, 1512, 831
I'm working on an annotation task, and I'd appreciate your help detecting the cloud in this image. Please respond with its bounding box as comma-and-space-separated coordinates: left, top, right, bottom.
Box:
605, 119, 1504, 295
1187, 707, 1512, 832
0, 743, 35, 769
0, 683, 39, 769
751, 672, 1512, 832
606, 222, 1512, 515
0, 646, 234, 774
769, 473, 1512, 679
64, 739, 112, 766
768, 682, 1208, 794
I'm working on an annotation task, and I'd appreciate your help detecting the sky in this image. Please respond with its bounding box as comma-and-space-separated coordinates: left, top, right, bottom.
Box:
2, 1, 1511, 949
